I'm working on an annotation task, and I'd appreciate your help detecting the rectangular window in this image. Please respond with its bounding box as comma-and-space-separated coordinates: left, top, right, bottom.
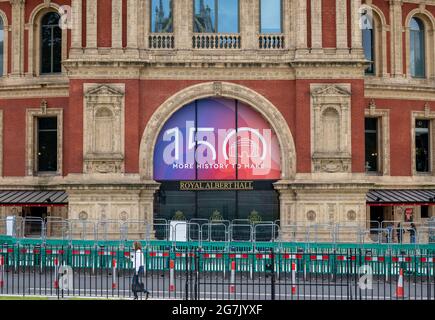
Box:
365, 118, 379, 172
194, 0, 239, 33
151, 0, 173, 33
260, 0, 282, 33
37, 117, 58, 172
421, 206, 429, 218
415, 119, 430, 172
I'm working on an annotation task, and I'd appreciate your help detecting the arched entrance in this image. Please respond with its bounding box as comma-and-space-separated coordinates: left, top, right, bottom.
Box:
139, 82, 296, 228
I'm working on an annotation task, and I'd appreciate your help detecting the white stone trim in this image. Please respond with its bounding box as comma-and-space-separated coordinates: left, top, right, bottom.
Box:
336, 0, 348, 49
71, 0, 82, 48
112, 0, 123, 49
127, 0, 138, 49
411, 108, 435, 176
311, 0, 322, 49
86, 0, 97, 49
295, 0, 307, 49
10, 0, 25, 75
351, 0, 363, 50
139, 81, 297, 181
25, 107, 63, 176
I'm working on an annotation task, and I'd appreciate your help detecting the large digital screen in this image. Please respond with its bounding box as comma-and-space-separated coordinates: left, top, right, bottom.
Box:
153, 98, 281, 181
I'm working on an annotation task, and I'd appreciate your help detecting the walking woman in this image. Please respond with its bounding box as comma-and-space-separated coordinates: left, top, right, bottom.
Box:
128, 241, 149, 300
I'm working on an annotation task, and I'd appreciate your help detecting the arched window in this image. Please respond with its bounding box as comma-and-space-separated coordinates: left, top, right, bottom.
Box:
362, 22, 375, 74
0, 17, 4, 76
41, 12, 61, 74
410, 17, 425, 78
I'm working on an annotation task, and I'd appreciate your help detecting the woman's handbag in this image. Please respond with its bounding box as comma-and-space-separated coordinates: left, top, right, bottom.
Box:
132, 280, 145, 293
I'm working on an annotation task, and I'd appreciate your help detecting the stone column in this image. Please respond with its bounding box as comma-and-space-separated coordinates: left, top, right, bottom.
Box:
295, 0, 308, 55
174, 0, 191, 50
336, 0, 348, 52
311, 0, 322, 52
139, 183, 160, 239
112, 0, 123, 50
126, 0, 138, 50
350, 0, 363, 52
390, 0, 403, 77
71, 0, 82, 49
240, 0, 257, 50
86, 0, 98, 53
10, 0, 25, 76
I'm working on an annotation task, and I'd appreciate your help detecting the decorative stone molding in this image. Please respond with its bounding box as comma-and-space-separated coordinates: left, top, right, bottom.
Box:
365, 101, 391, 176
139, 81, 297, 181
311, 84, 352, 173
83, 84, 125, 174
0, 10, 9, 77
25, 105, 63, 176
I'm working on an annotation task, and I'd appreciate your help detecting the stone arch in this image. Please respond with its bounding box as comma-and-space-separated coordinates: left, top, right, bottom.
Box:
28, 2, 67, 76
139, 82, 296, 181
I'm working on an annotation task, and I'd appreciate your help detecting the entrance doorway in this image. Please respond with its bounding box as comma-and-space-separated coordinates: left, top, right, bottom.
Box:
22, 207, 47, 236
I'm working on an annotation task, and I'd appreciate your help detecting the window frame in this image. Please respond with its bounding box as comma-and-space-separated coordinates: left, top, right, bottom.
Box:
150, 0, 174, 33
259, 0, 283, 34
36, 117, 58, 173
409, 17, 426, 79
40, 12, 62, 75
364, 117, 380, 173
412, 111, 435, 176
26, 108, 63, 177
193, 0, 240, 34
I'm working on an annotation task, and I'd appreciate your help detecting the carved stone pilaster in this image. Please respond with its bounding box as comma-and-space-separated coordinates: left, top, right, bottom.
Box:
83, 84, 125, 174
311, 84, 352, 173
10, 0, 26, 76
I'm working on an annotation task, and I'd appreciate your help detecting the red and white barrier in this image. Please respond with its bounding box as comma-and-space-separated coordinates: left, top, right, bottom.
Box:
256, 254, 273, 260
396, 268, 404, 298
0, 256, 4, 288
392, 257, 412, 263
45, 250, 65, 255
149, 252, 170, 258
364, 256, 385, 262
0, 248, 13, 254
54, 258, 59, 289
310, 255, 329, 261
291, 262, 296, 295
229, 254, 249, 259
420, 257, 435, 263
175, 253, 195, 258
283, 254, 303, 260
97, 251, 116, 256
112, 259, 117, 289
229, 261, 236, 294
169, 260, 175, 292
203, 253, 223, 259
72, 250, 92, 255
336, 255, 357, 261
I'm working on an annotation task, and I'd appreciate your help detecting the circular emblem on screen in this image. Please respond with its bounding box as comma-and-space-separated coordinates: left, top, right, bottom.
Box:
153, 98, 281, 181
306, 211, 316, 222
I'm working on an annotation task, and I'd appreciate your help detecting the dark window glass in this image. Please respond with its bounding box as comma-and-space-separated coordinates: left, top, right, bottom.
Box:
410, 17, 425, 78
194, 0, 239, 33
151, 0, 173, 33
365, 118, 378, 172
41, 12, 62, 74
415, 119, 430, 172
421, 206, 429, 218
362, 26, 375, 74
37, 117, 57, 172
0, 18, 3, 76
260, 0, 282, 33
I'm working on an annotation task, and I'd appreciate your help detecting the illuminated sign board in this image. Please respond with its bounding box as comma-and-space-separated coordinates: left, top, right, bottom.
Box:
153, 98, 281, 181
